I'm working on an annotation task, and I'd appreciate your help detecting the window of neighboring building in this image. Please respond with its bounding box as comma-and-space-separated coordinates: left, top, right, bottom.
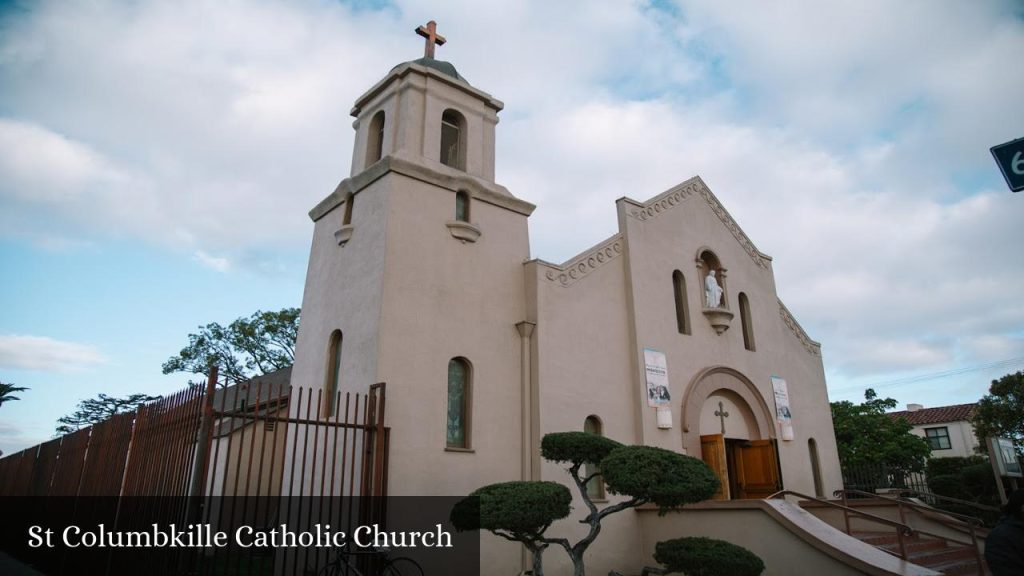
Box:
366, 110, 385, 167
455, 190, 470, 222
584, 415, 605, 499
925, 427, 951, 450
324, 330, 343, 417
673, 270, 691, 335
446, 358, 471, 449
440, 109, 466, 170
739, 292, 755, 351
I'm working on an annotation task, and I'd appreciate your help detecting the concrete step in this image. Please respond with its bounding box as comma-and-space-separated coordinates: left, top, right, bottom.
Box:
849, 531, 988, 575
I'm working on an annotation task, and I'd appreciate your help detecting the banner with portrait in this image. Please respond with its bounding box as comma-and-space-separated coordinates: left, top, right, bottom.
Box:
643, 348, 671, 407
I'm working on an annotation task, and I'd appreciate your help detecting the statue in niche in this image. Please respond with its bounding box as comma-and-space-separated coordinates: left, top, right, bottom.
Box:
705, 270, 723, 308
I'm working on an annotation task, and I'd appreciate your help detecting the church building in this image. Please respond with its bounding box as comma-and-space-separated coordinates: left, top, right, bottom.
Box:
288, 22, 844, 573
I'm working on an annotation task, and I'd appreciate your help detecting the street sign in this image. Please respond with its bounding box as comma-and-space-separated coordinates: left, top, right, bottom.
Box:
991, 137, 1024, 192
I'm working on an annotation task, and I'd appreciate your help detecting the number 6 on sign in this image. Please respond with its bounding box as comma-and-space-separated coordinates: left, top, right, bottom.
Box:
991, 137, 1024, 192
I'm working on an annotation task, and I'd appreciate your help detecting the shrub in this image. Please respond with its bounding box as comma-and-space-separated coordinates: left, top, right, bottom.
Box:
541, 432, 623, 466
601, 445, 719, 513
926, 456, 985, 479
655, 537, 764, 576
927, 474, 967, 500
450, 481, 571, 533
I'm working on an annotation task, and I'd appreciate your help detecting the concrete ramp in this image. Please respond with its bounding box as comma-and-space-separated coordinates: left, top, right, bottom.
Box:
635, 500, 940, 576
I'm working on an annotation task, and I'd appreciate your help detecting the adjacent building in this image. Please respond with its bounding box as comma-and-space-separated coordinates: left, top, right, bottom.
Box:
889, 403, 980, 459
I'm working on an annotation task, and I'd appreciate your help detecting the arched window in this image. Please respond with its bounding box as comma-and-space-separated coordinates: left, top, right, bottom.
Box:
673, 270, 691, 335
440, 109, 466, 170
366, 110, 385, 167
324, 330, 343, 417
455, 190, 470, 222
739, 292, 755, 351
446, 358, 471, 448
584, 415, 605, 499
342, 192, 354, 227
808, 438, 824, 497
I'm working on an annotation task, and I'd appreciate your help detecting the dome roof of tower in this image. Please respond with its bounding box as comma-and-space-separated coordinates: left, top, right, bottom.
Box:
393, 57, 467, 83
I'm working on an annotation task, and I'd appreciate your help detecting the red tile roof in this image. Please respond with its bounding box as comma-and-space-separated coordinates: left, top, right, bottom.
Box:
887, 403, 976, 426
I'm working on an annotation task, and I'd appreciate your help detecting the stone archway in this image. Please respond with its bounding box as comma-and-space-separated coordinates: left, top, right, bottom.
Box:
681, 366, 775, 445
681, 366, 780, 500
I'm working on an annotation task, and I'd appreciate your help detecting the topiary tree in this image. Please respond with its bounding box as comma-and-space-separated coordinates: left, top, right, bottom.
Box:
450, 481, 572, 576
451, 432, 720, 576
654, 537, 764, 576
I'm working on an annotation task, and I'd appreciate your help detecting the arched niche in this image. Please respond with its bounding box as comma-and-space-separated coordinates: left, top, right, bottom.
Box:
694, 247, 733, 334
681, 366, 775, 452
694, 247, 728, 309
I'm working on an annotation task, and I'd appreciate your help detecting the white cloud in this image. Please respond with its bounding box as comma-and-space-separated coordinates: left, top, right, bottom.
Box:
0, 335, 109, 373
193, 250, 231, 273
0, 0, 1022, 405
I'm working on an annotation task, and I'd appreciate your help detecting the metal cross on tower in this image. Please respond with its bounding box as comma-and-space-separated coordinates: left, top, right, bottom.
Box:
715, 401, 730, 434
415, 20, 446, 59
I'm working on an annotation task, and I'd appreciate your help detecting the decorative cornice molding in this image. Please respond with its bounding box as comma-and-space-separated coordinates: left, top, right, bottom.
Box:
539, 234, 623, 287
309, 153, 535, 222
626, 177, 772, 271
778, 300, 822, 356
351, 60, 503, 118
626, 177, 703, 221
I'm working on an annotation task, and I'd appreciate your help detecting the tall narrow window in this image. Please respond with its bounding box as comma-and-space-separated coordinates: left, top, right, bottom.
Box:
584, 416, 605, 499
673, 270, 691, 335
808, 438, 824, 497
324, 330, 343, 417
739, 292, 755, 351
342, 192, 354, 226
440, 109, 465, 170
366, 110, 385, 167
446, 358, 471, 448
455, 191, 470, 222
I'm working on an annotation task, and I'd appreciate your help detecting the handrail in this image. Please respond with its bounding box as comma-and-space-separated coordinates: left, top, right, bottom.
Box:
769, 490, 913, 560
834, 488, 985, 573
884, 488, 1001, 513
835, 489, 985, 527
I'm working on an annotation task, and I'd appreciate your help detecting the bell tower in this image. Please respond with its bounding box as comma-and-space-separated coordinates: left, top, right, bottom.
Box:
291, 21, 535, 499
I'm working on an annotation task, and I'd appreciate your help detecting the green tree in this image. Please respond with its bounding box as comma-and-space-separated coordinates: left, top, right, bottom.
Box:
451, 432, 720, 576
162, 307, 299, 386
56, 393, 161, 435
830, 388, 931, 475
972, 371, 1024, 457
0, 381, 29, 407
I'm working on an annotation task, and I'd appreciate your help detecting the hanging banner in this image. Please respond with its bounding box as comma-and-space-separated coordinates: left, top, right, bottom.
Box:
771, 376, 792, 422
643, 348, 671, 407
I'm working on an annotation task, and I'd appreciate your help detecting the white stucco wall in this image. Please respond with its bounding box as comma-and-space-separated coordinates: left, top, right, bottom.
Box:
910, 420, 980, 459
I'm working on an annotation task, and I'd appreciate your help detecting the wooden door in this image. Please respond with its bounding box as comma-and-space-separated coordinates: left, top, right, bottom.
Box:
700, 434, 729, 500
734, 439, 781, 499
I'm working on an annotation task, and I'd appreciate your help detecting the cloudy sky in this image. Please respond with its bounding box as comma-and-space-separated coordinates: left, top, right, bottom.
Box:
1, 0, 1023, 456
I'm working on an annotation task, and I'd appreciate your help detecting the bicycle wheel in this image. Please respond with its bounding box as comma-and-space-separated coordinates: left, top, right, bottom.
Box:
382, 557, 424, 576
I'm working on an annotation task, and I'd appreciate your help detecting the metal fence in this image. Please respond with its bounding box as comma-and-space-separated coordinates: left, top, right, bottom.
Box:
841, 463, 930, 496
0, 371, 389, 575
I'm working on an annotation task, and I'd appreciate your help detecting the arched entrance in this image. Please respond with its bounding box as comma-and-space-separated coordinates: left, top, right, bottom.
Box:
681, 367, 781, 500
